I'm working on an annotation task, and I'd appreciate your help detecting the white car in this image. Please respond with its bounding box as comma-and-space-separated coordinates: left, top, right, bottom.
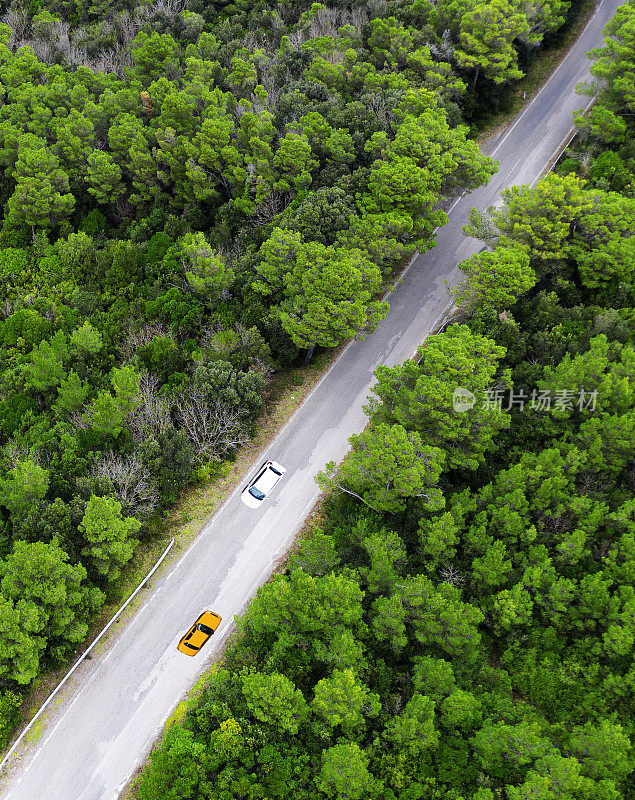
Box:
241, 460, 286, 508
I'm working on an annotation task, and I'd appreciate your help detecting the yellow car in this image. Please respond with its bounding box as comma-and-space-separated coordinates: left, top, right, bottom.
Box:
177, 611, 222, 656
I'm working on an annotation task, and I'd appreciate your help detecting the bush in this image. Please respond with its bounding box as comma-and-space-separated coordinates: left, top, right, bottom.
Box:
557, 157, 583, 176
0, 393, 38, 437
0, 691, 22, 749
587, 150, 632, 191
78, 210, 107, 236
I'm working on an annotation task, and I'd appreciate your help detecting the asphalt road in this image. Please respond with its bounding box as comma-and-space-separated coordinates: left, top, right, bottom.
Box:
0, 1, 622, 796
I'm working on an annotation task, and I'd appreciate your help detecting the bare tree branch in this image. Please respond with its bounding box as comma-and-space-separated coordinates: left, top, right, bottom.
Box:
438, 563, 465, 587
119, 322, 172, 361
175, 390, 250, 460
128, 371, 172, 442
92, 451, 159, 516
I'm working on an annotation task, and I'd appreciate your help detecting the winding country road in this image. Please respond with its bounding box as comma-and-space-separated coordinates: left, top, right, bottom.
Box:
0, 1, 622, 797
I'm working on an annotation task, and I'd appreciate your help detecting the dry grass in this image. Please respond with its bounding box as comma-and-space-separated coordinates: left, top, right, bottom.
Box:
3, 0, 599, 782
3, 352, 336, 762
120, 12, 602, 790
119, 497, 330, 800
119, 666, 220, 800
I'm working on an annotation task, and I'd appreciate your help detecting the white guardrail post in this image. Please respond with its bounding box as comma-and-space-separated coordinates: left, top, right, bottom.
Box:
0, 536, 175, 774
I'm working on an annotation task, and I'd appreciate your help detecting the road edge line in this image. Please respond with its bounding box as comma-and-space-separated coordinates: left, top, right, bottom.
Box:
0, 537, 176, 777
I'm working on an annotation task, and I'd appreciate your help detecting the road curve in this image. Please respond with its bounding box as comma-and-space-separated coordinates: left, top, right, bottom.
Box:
0, 2, 621, 797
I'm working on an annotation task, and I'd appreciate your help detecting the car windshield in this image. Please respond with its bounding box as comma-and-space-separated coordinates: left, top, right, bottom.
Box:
197, 624, 213, 635
249, 486, 266, 500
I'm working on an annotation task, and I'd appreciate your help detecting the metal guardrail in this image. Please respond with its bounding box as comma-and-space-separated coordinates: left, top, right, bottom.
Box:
0, 74, 602, 785
0, 536, 175, 775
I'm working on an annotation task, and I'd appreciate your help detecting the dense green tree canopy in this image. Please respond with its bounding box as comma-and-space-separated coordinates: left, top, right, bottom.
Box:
319, 423, 446, 512
576, 0, 635, 141
368, 324, 511, 470
138, 75, 634, 797
2, 0, 633, 793
256, 231, 389, 357
455, 0, 530, 86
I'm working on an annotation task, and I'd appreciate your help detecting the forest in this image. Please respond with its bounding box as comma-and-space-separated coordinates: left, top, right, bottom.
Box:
0, 0, 631, 783
134, 1, 635, 798
0, 0, 582, 744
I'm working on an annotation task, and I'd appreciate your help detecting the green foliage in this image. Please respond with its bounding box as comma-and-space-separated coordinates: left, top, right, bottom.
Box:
316, 742, 380, 800
138, 725, 205, 800
22, 331, 68, 393
138, 110, 635, 798
0, 393, 38, 437
286, 186, 354, 245
111, 364, 142, 416
384, 693, 439, 754
3, 138, 75, 235
0, 309, 51, 349
451, 245, 536, 312
131, 32, 180, 82
371, 593, 409, 654
178, 233, 235, 299
318, 423, 445, 513
368, 325, 510, 470
456, 0, 529, 85
255, 231, 389, 353
56, 232, 96, 282
577, 0, 635, 142
0, 690, 21, 748
0, 248, 29, 284
540, 335, 633, 416
587, 150, 632, 191
311, 668, 380, 736
0, 540, 101, 682
0, 0, 632, 786
288, 530, 341, 577
79, 210, 107, 236
466, 173, 589, 262
70, 321, 103, 354
54, 370, 90, 415
507, 753, 616, 800
242, 570, 364, 643
365, 105, 496, 247
404, 578, 484, 658
137, 336, 181, 380
80, 495, 141, 581
0, 460, 49, 520
568, 721, 632, 781
241, 671, 308, 734
0, 595, 43, 685
440, 689, 481, 732
86, 151, 124, 205
412, 656, 456, 701
139, 428, 195, 502
472, 720, 553, 781
465, 174, 635, 305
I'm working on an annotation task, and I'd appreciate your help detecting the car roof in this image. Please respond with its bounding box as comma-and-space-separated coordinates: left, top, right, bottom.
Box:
198, 611, 221, 628
255, 464, 282, 493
